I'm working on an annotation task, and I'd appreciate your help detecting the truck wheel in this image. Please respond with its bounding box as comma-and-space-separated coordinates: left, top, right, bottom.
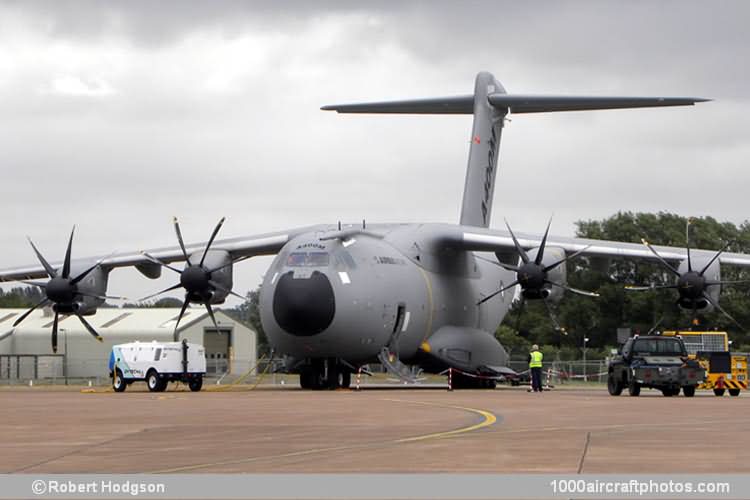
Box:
628, 380, 641, 397
147, 370, 162, 392
682, 385, 696, 397
189, 376, 203, 392
713, 388, 726, 397
113, 369, 127, 392
607, 374, 623, 396
729, 389, 740, 397
661, 388, 674, 397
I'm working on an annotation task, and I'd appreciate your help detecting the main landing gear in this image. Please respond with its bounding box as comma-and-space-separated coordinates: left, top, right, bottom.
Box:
299, 358, 352, 390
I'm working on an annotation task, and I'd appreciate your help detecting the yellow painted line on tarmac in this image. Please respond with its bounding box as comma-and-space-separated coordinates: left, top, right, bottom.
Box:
382, 398, 497, 443
154, 398, 498, 473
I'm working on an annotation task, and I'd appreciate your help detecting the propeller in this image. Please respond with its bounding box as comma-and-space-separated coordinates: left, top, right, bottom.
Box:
139, 217, 245, 338
478, 218, 598, 330
627, 219, 748, 329
13, 227, 113, 353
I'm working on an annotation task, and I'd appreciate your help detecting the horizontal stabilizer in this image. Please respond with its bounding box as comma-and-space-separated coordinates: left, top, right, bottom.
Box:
488, 94, 710, 114
321, 95, 474, 114
322, 94, 708, 115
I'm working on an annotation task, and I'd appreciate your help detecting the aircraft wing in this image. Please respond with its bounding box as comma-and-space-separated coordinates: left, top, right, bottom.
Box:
433, 225, 750, 267
0, 225, 323, 282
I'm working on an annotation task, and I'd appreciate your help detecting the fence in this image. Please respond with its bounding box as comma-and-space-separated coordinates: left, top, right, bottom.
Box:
509, 359, 609, 384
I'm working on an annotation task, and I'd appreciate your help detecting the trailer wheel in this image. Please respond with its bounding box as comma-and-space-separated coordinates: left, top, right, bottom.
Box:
188, 376, 203, 392
113, 369, 127, 392
682, 385, 696, 397
147, 370, 162, 392
713, 388, 726, 397
729, 389, 740, 397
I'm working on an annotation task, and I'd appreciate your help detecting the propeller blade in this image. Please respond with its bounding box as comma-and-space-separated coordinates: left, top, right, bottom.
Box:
546, 280, 600, 297
52, 312, 59, 353
641, 238, 681, 277
513, 298, 526, 333
173, 217, 192, 266
685, 218, 692, 272
706, 280, 750, 286
76, 313, 103, 342
701, 292, 744, 331
141, 252, 183, 275
138, 283, 182, 302
200, 217, 226, 267
699, 241, 733, 277
477, 280, 519, 305
27, 237, 57, 278
543, 245, 591, 273
13, 298, 51, 327
71, 251, 118, 285
624, 284, 679, 291
542, 297, 564, 331
62, 226, 75, 279
646, 316, 665, 336
173, 298, 190, 339
208, 280, 246, 301
535, 216, 553, 266
504, 220, 530, 264
205, 303, 221, 332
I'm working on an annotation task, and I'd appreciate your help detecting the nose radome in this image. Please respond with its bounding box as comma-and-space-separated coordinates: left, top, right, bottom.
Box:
273, 271, 335, 336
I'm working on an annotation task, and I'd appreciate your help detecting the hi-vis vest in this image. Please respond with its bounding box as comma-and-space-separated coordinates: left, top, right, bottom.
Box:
529, 351, 543, 368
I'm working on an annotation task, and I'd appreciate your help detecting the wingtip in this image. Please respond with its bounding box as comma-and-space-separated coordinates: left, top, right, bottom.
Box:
320, 105, 336, 111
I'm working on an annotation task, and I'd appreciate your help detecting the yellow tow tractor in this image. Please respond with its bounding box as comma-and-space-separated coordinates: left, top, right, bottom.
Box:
662, 330, 747, 397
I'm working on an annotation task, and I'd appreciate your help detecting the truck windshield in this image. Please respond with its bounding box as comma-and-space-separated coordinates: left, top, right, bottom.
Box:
632, 338, 684, 355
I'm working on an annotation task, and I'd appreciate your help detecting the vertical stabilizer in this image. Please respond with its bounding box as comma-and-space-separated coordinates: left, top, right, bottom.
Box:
322, 73, 707, 229
459, 72, 507, 228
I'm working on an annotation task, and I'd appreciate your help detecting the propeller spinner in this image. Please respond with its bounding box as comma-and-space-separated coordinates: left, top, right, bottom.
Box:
478, 218, 598, 330
140, 217, 245, 337
627, 219, 747, 329
14, 227, 119, 353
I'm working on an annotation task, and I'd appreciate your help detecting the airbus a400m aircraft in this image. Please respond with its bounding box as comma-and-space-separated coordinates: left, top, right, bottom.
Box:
3, 72, 750, 389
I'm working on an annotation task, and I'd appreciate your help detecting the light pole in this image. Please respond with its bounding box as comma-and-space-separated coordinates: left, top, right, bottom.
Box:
582, 337, 589, 382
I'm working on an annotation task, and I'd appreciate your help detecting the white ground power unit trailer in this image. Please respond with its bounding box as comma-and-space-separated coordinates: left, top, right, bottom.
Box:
109, 340, 207, 392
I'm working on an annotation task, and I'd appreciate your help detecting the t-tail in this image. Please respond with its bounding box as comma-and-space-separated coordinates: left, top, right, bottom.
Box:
322, 72, 709, 228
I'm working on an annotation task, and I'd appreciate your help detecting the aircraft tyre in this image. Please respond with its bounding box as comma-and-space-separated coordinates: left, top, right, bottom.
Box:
607, 374, 623, 396
714, 388, 725, 396
729, 389, 741, 397
188, 376, 203, 392
682, 385, 696, 397
113, 369, 126, 392
628, 379, 641, 397
341, 370, 351, 389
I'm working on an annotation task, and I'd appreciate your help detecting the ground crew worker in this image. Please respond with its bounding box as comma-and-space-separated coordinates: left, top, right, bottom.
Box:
528, 344, 544, 392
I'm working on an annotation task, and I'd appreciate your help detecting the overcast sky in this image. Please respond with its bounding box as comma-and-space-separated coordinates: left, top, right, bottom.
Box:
1, 1, 748, 305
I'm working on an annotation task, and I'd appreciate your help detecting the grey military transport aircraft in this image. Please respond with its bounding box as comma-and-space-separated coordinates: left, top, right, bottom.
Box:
3, 71, 750, 389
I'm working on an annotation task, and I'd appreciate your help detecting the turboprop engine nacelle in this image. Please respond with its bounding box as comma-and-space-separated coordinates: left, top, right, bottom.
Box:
675, 255, 720, 313
523, 246, 567, 303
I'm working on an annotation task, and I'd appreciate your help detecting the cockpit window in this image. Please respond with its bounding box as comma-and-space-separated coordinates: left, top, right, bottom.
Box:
286, 252, 330, 267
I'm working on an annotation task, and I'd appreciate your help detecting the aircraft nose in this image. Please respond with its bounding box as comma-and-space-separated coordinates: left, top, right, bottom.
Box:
273, 270, 335, 336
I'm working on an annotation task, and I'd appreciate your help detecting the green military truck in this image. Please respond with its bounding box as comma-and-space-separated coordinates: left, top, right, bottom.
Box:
607, 335, 706, 397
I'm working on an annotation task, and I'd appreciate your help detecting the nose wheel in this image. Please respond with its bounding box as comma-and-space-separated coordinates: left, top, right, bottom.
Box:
299, 359, 351, 390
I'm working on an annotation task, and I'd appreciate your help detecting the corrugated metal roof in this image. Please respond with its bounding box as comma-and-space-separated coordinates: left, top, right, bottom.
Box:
0, 307, 235, 334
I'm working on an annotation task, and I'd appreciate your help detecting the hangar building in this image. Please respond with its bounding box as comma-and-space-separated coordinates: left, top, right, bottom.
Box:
0, 307, 256, 382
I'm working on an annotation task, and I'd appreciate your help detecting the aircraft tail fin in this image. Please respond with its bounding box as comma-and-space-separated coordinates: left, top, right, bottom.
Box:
322, 73, 708, 228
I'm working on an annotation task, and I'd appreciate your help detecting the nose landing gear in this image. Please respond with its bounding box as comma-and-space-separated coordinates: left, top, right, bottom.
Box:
299, 358, 352, 390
